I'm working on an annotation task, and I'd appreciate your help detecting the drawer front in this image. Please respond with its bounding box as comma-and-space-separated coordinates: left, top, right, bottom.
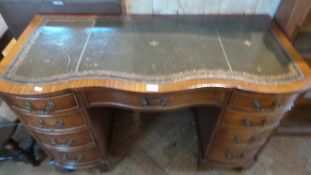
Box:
17, 110, 86, 131
7, 93, 78, 114
33, 129, 94, 149
85, 88, 224, 110
222, 109, 284, 130
229, 91, 297, 112
215, 127, 271, 146
50, 147, 100, 165
208, 144, 258, 164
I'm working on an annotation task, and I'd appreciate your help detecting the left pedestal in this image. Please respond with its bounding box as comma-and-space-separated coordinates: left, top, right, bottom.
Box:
2, 92, 113, 172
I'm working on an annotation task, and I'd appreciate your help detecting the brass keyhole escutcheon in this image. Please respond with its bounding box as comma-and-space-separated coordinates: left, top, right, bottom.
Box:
234, 135, 241, 144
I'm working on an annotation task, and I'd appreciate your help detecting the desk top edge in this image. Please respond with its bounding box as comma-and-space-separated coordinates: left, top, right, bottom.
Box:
0, 14, 310, 96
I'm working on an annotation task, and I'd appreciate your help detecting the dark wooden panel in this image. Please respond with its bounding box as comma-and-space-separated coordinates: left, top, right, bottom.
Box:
86, 107, 113, 159
0, 30, 13, 60
193, 106, 222, 157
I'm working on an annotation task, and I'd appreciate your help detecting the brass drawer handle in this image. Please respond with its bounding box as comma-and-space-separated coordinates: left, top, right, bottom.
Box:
45, 101, 55, 113
274, 97, 282, 108
54, 119, 64, 129
139, 98, 148, 106
225, 152, 233, 160
249, 137, 257, 144
36, 119, 64, 129
22, 101, 54, 114
62, 154, 83, 163
37, 119, 45, 128
139, 95, 169, 107
243, 118, 252, 127
252, 99, 261, 111
50, 138, 56, 145
160, 96, 169, 106
23, 101, 32, 111
234, 135, 241, 144
49, 138, 74, 147
76, 155, 83, 162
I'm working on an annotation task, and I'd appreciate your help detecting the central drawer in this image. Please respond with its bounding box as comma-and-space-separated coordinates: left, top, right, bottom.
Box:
85, 88, 224, 110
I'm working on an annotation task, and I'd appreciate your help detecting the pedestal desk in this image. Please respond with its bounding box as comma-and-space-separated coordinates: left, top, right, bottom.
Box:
0, 15, 310, 171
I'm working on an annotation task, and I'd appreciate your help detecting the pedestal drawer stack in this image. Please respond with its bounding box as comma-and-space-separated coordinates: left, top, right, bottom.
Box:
5, 93, 102, 170
207, 91, 298, 169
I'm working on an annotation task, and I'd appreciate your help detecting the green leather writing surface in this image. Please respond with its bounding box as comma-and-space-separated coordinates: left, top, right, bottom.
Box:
3, 16, 302, 84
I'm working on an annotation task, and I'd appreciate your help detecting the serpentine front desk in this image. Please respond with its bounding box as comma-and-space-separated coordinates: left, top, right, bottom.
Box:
0, 15, 310, 171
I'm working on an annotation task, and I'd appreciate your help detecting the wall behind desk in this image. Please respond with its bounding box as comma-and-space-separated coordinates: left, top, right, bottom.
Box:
124, 0, 281, 17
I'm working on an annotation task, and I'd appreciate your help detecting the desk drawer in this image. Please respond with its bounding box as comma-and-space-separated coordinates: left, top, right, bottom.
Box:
7, 93, 78, 114
215, 126, 271, 146
85, 88, 224, 110
229, 91, 297, 112
17, 109, 86, 132
208, 144, 258, 165
50, 146, 100, 165
33, 128, 94, 150
222, 109, 284, 131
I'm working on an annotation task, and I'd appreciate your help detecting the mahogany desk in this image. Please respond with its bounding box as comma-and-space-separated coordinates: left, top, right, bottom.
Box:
0, 15, 310, 171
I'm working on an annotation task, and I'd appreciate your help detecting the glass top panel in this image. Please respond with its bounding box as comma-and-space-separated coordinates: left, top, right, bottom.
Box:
3, 16, 303, 84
